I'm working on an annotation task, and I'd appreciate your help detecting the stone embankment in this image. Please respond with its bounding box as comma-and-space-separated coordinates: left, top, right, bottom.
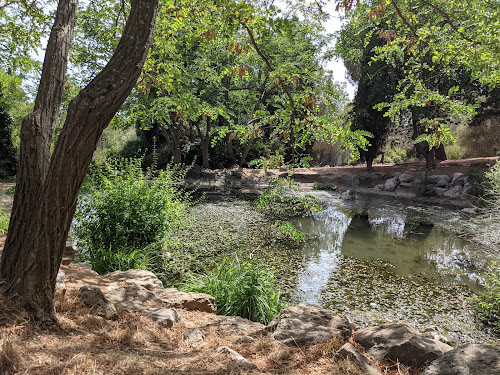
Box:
58, 260, 500, 375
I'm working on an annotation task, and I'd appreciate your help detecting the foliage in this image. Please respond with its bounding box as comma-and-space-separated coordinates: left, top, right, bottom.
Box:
313, 182, 336, 191
0, 105, 17, 180
465, 166, 488, 199
73, 157, 191, 273
0, 206, 9, 235
187, 257, 285, 324
274, 220, 306, 244
256, 176, 322, 217
473, 264, 500, 335
336, 0, 500, 153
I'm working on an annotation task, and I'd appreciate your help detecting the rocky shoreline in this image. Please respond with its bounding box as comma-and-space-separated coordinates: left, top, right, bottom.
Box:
59, 262, 500, 374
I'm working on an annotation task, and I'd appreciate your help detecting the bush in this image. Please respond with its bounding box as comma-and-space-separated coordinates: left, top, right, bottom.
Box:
73, 157, 191, 274
473, 264, 500, 335
187, 258, 286, 324
274, 220, 306, 244
0, 206, 9, 235
256, 176, 322, 218
313, 182, 336, 191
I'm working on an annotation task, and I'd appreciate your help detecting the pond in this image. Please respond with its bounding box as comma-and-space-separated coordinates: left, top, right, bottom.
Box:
177, 191, 500, 345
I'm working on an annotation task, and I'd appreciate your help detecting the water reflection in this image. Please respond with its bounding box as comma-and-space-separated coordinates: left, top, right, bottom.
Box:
292, 205, 484, 306
293, 207, 351, 304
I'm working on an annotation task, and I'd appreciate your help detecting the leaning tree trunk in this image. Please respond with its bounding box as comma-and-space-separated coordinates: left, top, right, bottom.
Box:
0, 0, 158, 325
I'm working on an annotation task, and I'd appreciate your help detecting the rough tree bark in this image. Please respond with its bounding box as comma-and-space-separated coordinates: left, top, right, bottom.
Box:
0, 0, 159, 325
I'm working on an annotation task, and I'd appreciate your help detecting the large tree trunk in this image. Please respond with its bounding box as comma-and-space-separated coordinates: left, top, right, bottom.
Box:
0, 0, 158, 325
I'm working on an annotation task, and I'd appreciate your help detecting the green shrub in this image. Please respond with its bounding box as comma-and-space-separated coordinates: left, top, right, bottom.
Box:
256, 176, 322, 217
313, 182, 336, 191
473, 264, 500, 335
73, 157, 191, 274
0, 206, 9, 235
187, 258, 286, 324
274, 220, 306, 244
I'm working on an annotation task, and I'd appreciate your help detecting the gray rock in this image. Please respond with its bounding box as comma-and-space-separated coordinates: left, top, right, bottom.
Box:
436, 178, 450, 188
335, 343, 383, 375
105, 269, 163, 290
355, 321, 452, 369
392, 172, 402, 179
341, 190, 354, 200
105, 282, 163, 312
384, 177, 399, 192
78, 285, 118, 320
205, 316, 265, 337
55, 270, 66, 298
184, 327, 205, 343
463, 182, 472, 194
338, 173, 359, 187
72, 262, 94, 271
156, 288, 216, 313
422, 344, 500, 375
399, 173, 414, 183
146, 308, 180, 328
462, 207, 479, 215
217, 346, 258, 370
427, 175, 451, 184
433, 187, 448, 196
421, 326, 453, 346
444, 185, 463, 199
452, 173, 465, 186
234, 336, 255, 344
374, 184, 385, 192
266, 302, 352, 347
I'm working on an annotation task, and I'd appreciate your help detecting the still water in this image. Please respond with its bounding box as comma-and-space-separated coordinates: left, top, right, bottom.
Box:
284, 195, 498, 344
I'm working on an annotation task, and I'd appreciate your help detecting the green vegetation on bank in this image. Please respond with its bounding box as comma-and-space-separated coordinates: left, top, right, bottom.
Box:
473, 264, 500, 335
72, 157, 191, 276
187, 257, 285, 324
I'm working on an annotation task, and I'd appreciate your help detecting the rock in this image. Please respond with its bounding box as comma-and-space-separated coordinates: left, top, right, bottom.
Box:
338, 173, 359, 187
156, 288, 216, 313
463, 182, 471, 194
266, 302, 352, 347
392, 172, 402, 179
55, 270, 66, 298
341, 190, 354, 200
427, 175, 451, 184
422, 344, 500, 375
184, 328, 205, 343
384, 177, 399, 192
62, 243, 76, 265
461, 207, 478, 215
435, 178, 450, 188
146, 308, 180, 328
205, 316, 265, 337
374, 184, 385, 192
433, 187, 447, 196
399, 173, 414, 183
452, 173, 465, 186
105, 269, 163, 290
105, 282, 163, 312
335, 343, 383, 375
78, 285, 118, 320
217, 346, 258, 371
355, 321, 452, 369
421, 326, 453, 346
444, 185, 463, 199
234, 336, 255, 344
72, 262, 94, 271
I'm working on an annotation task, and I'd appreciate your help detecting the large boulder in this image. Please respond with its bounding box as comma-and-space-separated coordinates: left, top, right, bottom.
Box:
156, 288, 216, 313
335, 343, 383, 375
265, 302, 352, 347
384, 177, 399, 192
399, 173, 414, 183
78, 285, 118, 320
355, 321, 452, 369
427, 175, 451, 184
422, 344, 500, 375
105, 269, 163, 290
105, 282, 163, 312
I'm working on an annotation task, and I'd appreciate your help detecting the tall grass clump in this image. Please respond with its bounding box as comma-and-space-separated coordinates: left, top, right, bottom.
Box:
473, 264, 500, 335
187, 258, 285, 324
72, 157, 191, 275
